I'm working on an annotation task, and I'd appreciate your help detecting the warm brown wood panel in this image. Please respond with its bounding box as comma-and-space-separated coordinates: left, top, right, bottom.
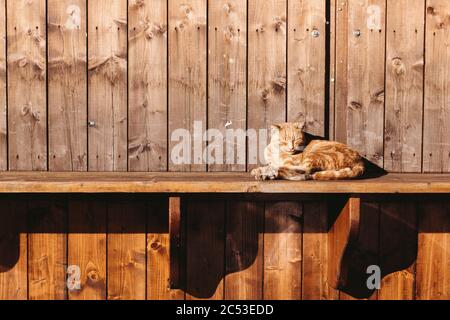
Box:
7, 0, 47, 171
225, 201, 264, 300
208, 0, 247, 172
336, 0, 386, 167
379, 202, 417, 300
168, 0, 207, 172
28, 199, 67, 300
0, 172, 450, 194
288, 0, 325, 136
385, 0, 425, 173
416, 202, 450, 300
0, 198, 27, 300
107, 201, 146, 300
147, 198, 185, 300
329, 0, 336, 141
186, 200, 225, 300
68, 199, 107, 300
0, 0, 6, 170
48, 0, 87, 171
303, 202, 338, 300
334, 0, 348, 143
88, 0, 127, 171
423, 0, 450, 173
248, 0, 287, 168
128, 0, 167, 172
263, 202, 302, 300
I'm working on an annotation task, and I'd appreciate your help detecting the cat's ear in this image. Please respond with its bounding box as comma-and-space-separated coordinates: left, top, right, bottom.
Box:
295, 122, 306, 132
271, 124, 281, 135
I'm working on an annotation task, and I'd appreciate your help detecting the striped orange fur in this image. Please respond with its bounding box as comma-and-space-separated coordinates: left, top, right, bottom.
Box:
251, 122, 365, 181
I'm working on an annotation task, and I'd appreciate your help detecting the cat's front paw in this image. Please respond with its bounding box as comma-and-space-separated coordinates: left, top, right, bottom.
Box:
251, 166, 278, 181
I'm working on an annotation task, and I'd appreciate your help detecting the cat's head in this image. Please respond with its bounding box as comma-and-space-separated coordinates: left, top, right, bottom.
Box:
270, 122, 306, 154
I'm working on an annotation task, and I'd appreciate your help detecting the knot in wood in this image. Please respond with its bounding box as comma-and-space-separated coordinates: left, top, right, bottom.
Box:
150, 240, 162, 251
86, 263, 101, 284
391, 58, 405, 75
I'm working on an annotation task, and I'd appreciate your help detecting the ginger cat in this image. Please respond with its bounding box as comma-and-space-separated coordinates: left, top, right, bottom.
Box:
251, 122, 365, 181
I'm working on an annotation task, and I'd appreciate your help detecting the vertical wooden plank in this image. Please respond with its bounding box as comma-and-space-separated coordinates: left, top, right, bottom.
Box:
0, 198, 27, 300
344, 0, 386, 167
339, 202, 379, 300
147, 197, 184, 300
385, 0, 425, 172
88, 0, 127, 172
329, 0, 336, 141
107, 200, 146, 300
28, 198, 67, 300
68, 199, 107, 300
48, 0, 87, 171
0, 0, 6, 170
303, 202, 338, 300
416, 202, 450, 300
225, 201, 264, 300
128, 0, 167, 172
379, 202, 417, 300
248, 0, 287, 169
288, 0, 325, 136
185, 200, 225, 300
334, 0, 348, 143
423, 0, 450, 173
168, 0, 207, 172
263, 202, 302, 300
208, 0, 247, 172
7, 0, 47, 171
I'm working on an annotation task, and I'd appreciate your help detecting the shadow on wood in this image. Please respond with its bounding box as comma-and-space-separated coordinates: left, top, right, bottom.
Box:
328, 197, 421, 299
0, 194, 448, 300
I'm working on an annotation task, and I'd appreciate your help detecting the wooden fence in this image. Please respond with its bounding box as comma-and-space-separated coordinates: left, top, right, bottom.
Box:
0, 0, 448, 173
0, 0, 449, 301
0, 195, 449, 300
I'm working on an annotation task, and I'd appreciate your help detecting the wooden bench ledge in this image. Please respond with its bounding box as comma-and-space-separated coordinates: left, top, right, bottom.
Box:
0, 172, 449, 194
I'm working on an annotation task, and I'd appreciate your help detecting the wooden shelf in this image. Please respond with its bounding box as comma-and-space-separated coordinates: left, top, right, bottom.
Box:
0, 172, 449, 194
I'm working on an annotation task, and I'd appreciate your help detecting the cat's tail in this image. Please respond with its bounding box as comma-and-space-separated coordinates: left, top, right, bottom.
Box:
312, 162, 365, 181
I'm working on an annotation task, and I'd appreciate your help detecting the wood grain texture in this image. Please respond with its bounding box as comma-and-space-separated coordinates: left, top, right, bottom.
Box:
208, 0, 247, 172
343, 0, 386, 167
147, 198, 184, 300
0, 0, 6, 170
48, 0, 87, 171
379, 202, 417, 300
385, 0, 425, 172
288, 0, 326, 136
7, 0, 47, 171
186, 200, 225, 300
225, 201, 264, 300
0, 198, 27, 300
0, 172, 450, 194
107, 201, 146, 300
263, 202, 302, 300
88, 0, 127, 171
423, 0, 450, 173
303, 202, 338, 300
416, 202, 450, 300
248, 0, 287, 168
68, 199, 107, 300
168, 0, 207, 172
334, 0, 349, 143
28, 198, 67, 300
128, 0, 167, 172
328, 0, 336, 141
